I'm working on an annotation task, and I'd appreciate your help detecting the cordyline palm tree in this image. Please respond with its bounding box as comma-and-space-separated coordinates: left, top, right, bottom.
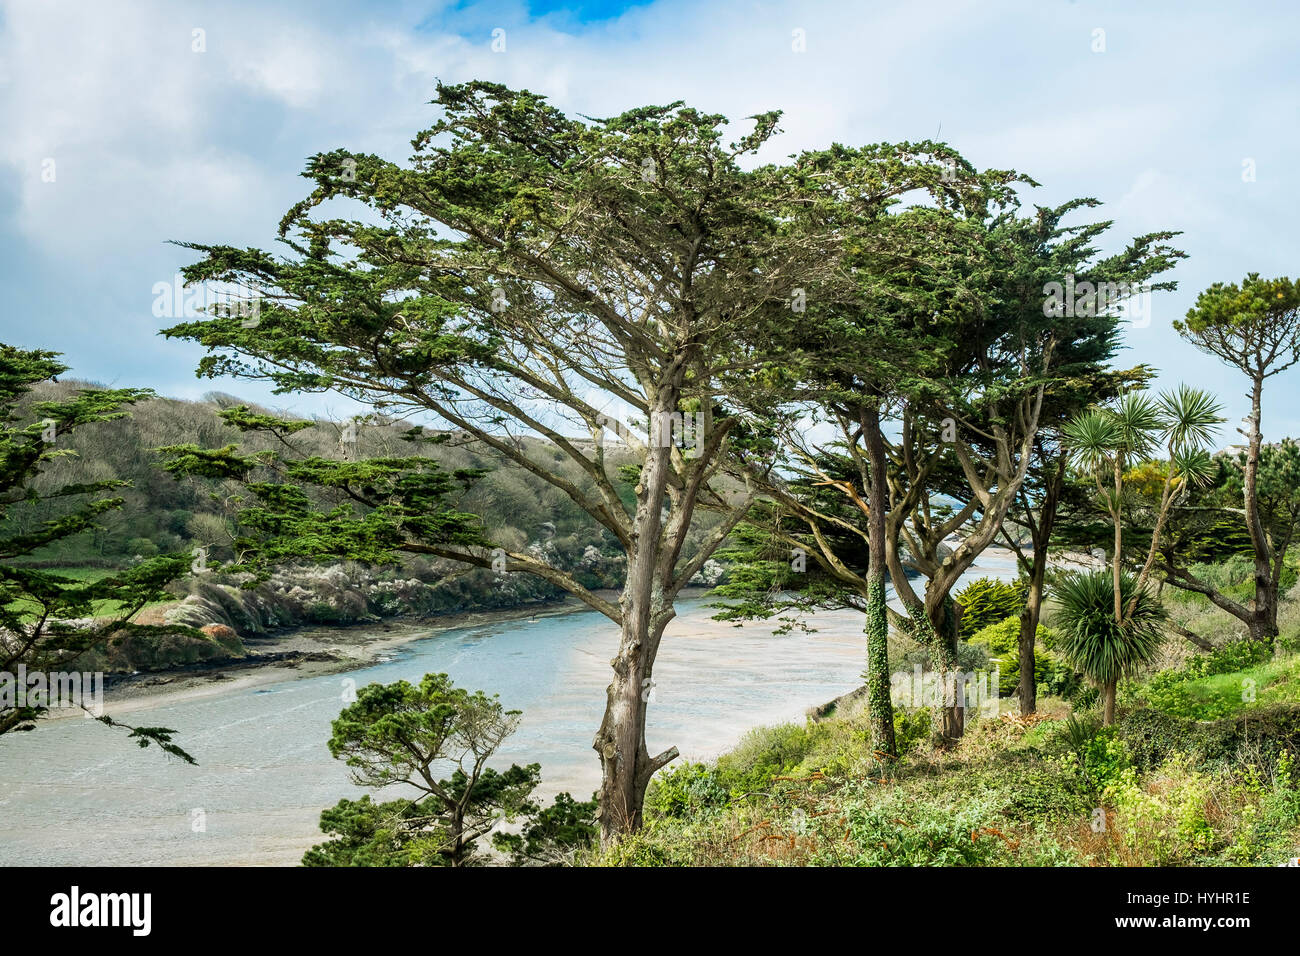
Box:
1052, 570, 1166, 723
1056, 385, 1222, 722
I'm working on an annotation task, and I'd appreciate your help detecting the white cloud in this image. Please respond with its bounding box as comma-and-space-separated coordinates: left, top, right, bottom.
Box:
0, 0, 1297, 432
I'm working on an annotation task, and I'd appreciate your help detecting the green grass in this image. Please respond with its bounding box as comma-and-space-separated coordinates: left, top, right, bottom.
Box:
601, 626, 1300, 866
7, 565, 174, 622
1141, 655, 1300, 721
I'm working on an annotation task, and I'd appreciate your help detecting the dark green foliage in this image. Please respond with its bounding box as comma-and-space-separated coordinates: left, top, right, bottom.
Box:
955, 577, 1027, 637
0, 345, 192, 755
157, 408, 490, 576
317, 672, 539, 866
961, 747, 1095, 824
1050, 570, 1167, 686
4, 378, 634, 584
91, 715, 196, 765
492, 791, 599, 866
1116, 704, 1300, 773
302, 795, 433, 867
1069, 684, 1101, 710
708, 517, 849, 631
1175, 512, 1257, 564
302, 785, 571, 867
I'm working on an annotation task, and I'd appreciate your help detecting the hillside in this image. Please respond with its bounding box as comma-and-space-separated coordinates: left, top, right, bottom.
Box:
5, 379, 652, 577
606, 584, 1300, 867
1, 380, 733, 670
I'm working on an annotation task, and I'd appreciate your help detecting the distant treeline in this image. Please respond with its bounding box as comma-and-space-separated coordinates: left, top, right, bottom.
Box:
3, 378, 724, 589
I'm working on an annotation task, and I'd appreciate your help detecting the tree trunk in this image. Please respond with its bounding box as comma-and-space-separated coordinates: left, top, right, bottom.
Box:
592, 391, 681, 847
1018, 462, 1061, 715
863, 405, 897, 758
1243, 375, 1278, 649
927, 594, 964, 744
593, 605, 672, 844
1018, 565, 1044, 716
1102, 679, 1117, 725
1112, 459, 1124, 621
864, 577, 896, 757
1248, 616, 1277, 650
447, 813, 466, 866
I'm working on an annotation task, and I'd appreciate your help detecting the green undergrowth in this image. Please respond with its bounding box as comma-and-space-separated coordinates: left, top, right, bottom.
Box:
600, 651, 1300, 867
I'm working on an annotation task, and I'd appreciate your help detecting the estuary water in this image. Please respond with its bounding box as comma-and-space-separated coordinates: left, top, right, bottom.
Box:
0, 551, 1015, 865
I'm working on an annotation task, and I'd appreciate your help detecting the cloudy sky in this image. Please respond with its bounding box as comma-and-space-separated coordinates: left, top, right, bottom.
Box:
2, 0, 1297, 443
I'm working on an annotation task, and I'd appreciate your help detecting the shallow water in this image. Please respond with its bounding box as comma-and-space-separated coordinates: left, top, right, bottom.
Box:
0, 554, 1015, 865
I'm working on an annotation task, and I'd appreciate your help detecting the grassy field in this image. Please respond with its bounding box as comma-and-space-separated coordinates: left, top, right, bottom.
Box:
7, 565, 175, 622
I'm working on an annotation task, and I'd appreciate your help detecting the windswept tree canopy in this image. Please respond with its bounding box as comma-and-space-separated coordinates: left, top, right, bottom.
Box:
0, 345, 193, 756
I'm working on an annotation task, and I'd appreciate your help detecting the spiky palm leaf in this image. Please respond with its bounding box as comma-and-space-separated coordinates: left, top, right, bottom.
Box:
1050, 570, 1167, 686
1062, 409, 1122, 475
1111, 391, 1162, 459
1170, 446, 1217, 489
1158, 384, 1223, 455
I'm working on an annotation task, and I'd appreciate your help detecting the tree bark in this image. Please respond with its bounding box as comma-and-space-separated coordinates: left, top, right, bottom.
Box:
1111, 458, 1124, 621
593, 603, 676, 844
592, 389, 681, 847
1243, 375, 1278, 648
1102, 678, 1117, 725
862, 404, 897, 757
449, 818, 466, 866
1018, 563, 1044, 716
1017, 462, 1062, 715
927, 594, 964, 744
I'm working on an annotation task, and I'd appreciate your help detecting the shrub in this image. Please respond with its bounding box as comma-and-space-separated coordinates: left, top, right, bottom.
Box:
1101, 754, 1217, 865
600, 826, 695, 867
892, 707, 931, 755
1052, 719, 1132, 796
645, 762, 729, 819
1183, 639, 1273, 678
968, 615, 1069, 696
647, 723, 833, 820
1069, 683, 1099, 709
716, 722, 827, 793
956, 577, 1027, 637
1115, 709, 1202, 771
824, 793, 1015, 866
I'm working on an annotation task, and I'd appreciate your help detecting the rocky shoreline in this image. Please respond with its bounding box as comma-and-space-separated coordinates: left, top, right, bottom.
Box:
80, 561, 577, 675
57, 595, 594, 719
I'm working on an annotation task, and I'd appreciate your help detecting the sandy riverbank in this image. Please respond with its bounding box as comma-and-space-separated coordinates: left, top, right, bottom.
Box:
53, 595, 599, 720
67, 540, 1036, 719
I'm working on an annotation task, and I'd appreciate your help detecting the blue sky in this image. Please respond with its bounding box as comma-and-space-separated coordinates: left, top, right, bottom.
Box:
1, 0, 1298, 445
